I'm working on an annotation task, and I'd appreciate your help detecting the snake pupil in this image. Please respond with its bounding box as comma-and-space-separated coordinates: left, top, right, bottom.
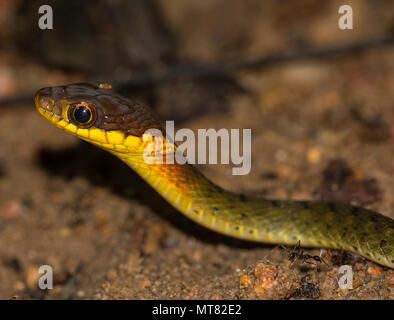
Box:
74, 106, 91, 123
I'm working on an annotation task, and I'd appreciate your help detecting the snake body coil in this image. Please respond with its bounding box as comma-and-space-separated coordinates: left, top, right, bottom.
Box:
34, 83, 393, 268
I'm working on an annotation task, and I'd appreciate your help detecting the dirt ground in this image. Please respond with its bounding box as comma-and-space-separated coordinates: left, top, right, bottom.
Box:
0, 0, 393, 299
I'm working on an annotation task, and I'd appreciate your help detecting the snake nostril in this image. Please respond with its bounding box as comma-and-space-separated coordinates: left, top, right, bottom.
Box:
34, 87, 55, 112
41, 97, 54, 111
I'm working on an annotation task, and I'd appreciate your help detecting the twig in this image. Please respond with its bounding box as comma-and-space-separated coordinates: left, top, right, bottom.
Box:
1, 37, 393, 108
112, 37, 394, 91
0, 93, 34, 108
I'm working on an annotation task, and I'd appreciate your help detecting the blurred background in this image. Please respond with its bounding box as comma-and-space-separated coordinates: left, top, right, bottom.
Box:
0, 0, 393, 299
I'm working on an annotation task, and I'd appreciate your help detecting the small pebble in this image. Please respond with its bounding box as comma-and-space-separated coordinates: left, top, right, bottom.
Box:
307, 147, 322, 164
366, 266, 382, 276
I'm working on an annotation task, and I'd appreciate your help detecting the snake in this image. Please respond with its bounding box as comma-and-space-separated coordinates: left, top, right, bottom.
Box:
34, 83, 393, 268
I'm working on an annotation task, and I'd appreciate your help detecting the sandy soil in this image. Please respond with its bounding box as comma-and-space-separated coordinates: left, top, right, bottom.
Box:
0, 0, 393, 299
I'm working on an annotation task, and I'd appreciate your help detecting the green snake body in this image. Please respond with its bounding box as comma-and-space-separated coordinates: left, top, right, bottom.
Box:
34, 83, 393, 268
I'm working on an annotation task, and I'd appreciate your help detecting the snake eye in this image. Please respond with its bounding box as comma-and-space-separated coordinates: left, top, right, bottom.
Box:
69, 103, 96, 128
74, 106, 91, 123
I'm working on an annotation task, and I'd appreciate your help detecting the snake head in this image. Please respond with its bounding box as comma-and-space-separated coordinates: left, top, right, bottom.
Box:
34, 83, 164, 152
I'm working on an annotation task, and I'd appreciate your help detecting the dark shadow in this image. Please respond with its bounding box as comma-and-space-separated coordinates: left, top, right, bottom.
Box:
37, 141, 265, 250
0, 160, 5, 178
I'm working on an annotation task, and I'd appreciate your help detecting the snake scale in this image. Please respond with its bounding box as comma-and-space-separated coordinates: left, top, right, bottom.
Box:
34, 83, 393, 268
